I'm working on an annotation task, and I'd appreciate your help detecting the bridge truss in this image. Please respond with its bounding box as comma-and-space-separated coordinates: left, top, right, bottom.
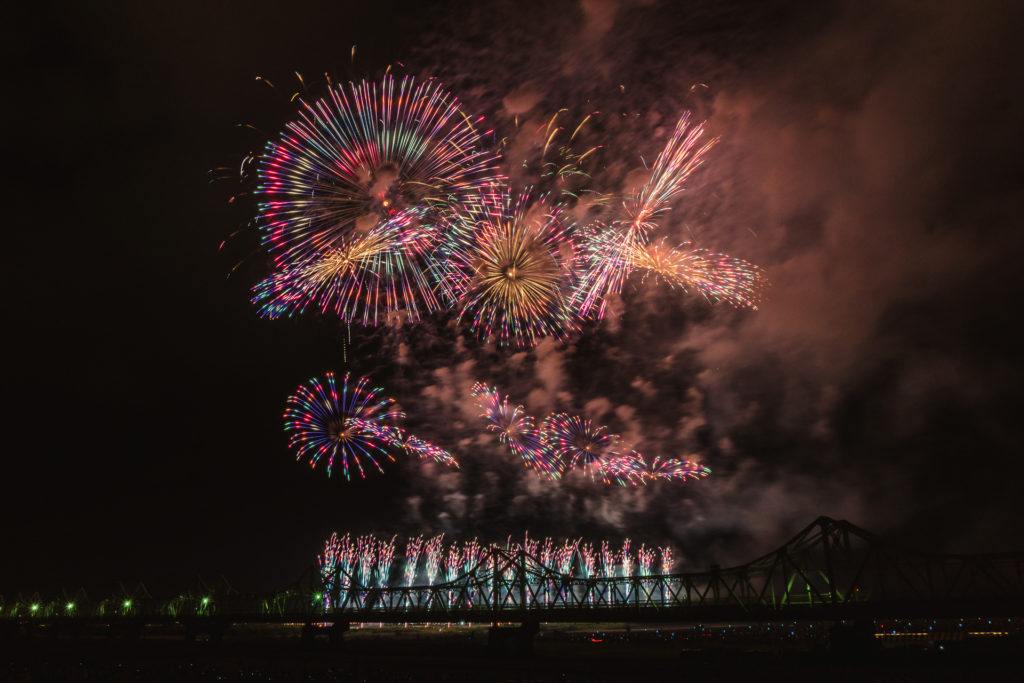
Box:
3, 517, 1022, 627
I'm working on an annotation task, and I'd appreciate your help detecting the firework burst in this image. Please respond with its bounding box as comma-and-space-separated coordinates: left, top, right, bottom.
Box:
436, 190, 579, 347
644, 456, 711, 483
621, 113, 717, 238
256, 74, 501, 324
251, 207, 443, 324
283, 371, 458, 479
283, 372, 401, 480
630, 238, 765, 309
540, 413, 620, 478
470, 383, 560, 476
596, 451, 648, 487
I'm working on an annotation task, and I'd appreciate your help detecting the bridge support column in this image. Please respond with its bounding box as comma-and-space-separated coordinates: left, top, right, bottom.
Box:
829, 620, 878, 656
487, 619, 539, 657
328, 620, 349, 646
300, 620, 349, 647
183, 618, 230, 644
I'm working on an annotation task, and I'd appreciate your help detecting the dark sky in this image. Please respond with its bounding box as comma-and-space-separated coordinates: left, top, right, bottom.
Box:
5, 1, 1023, 596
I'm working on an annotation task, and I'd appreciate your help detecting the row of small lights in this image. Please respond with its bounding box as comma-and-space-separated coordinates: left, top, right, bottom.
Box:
27, 597, 212, 614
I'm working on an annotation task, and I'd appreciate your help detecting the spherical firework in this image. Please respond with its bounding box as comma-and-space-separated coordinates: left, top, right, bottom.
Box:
436, 190, 579, 347
256, 74, 501, 324
283, 371, 402, 480
540, 413, 620, 478
631, 238, 765, 309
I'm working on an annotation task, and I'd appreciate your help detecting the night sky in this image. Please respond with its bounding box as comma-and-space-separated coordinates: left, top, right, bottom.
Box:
6, 1, 1023, 596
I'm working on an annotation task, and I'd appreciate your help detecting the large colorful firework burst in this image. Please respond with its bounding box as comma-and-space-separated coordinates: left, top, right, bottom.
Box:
284, 371, 459, 480
283, 372, 401, 480
572, 112, 765, 318
256, 74, 502, 324
436, 191, 580, 347
540, 413, 621, 479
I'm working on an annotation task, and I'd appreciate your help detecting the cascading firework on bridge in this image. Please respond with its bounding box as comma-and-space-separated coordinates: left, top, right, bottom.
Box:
317, 532, 677, 611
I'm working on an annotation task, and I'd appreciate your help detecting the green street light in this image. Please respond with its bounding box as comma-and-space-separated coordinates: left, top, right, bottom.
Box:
30, 603, 39, 613
123, 599, 132, 609
314, 593, 322, 600
65, 602, 75, 611
201, 596, 210, 606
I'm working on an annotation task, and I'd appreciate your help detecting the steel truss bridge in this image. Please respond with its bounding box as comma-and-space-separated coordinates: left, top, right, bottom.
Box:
3, 517, 1023, 635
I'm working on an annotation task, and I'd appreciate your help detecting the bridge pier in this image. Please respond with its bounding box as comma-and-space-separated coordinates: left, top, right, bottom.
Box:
829, 620, 879, 656
300, 620, 349, 647
487, 619, 539, 657
183, 618, 230, 644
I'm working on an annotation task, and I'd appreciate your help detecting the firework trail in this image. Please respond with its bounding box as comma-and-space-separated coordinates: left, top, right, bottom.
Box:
505, 109, 605, 200
255, 74, 501, 325
596, 451, 648, 487
578, 542, 596, 579
470, 382, 560, 476
556, 539, 579, 575
572, 113, 765, 318
630, 238, 765, 309
571, 222, 642, 320
400, 433, 460, 469
540, 413, 620, 479
660, 546, 675, 575
376, 536, 396, 588
622, 113, 717, 238
424, 535, 444, 585
619, 539, 634, 579
356, 534, 376, 588
522, 533, 539, 560
403, 536, 424, 587
644, 456, 711, 483
283, 372, 401, 480
317, 532, 682, 611
435, 190, 580, 347
638, 544, 655, 576
318, 533, 344, 609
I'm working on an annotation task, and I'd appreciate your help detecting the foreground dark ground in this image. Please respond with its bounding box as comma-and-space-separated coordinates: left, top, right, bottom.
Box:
3, 620, 1020, 681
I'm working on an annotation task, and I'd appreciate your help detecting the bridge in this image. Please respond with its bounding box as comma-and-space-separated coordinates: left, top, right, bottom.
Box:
3, 517, 1022, 642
